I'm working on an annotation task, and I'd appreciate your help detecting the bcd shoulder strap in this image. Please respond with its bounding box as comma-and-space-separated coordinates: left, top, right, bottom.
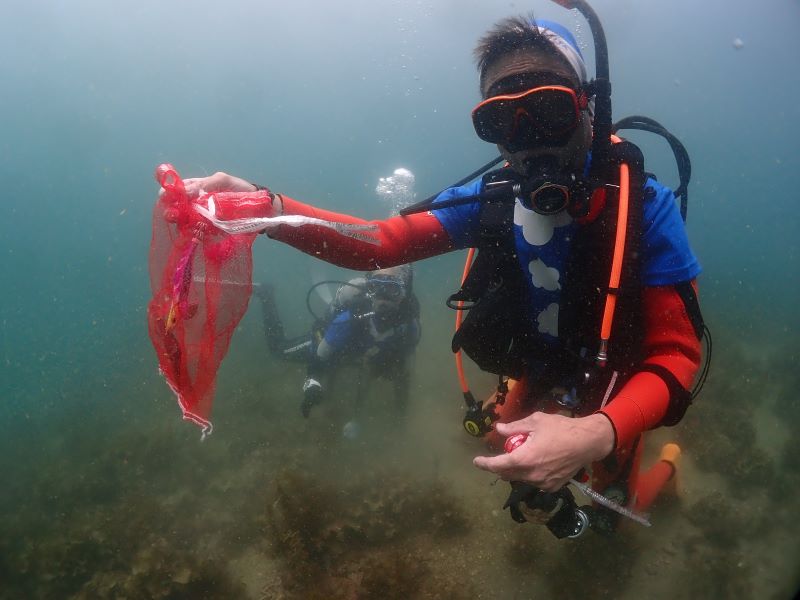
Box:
450, 142, 649, 385
449, 188, 539, 379
559, 141, 647, 401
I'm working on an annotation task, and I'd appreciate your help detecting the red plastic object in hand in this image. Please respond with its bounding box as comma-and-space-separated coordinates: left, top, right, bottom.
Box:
504, 432, 530, 453
147, 164, 271, 437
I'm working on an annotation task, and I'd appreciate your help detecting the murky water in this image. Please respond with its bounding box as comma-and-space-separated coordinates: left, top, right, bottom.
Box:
1, 0, 798, 598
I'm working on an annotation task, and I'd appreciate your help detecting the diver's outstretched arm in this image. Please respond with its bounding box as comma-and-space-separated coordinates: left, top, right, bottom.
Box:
266, 195, 454, 270
255, 283, 316, 363
254, 284, 286, 355
173, 171, 456, 270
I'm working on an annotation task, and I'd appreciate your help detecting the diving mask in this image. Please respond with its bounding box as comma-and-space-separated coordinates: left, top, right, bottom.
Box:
366, 276, 406, 301
472, 85, 589, 152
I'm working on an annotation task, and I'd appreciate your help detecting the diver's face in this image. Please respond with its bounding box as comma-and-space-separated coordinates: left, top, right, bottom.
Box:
366, 272, 406, 316
372, 296, 402, 316
480, 48, 592, 177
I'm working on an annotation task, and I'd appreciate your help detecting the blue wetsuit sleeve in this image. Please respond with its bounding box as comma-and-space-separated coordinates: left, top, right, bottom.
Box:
641, 179, 702, 286
430, 179, 484, 249
322, 312, 354, 352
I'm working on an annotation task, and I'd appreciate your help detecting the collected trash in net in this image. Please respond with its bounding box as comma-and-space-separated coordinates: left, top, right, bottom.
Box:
147, 164, 380, 436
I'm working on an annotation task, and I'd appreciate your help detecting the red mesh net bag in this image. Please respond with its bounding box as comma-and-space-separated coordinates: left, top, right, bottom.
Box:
147, 164, 272, 437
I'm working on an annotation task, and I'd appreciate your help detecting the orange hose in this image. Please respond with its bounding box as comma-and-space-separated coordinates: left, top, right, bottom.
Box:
599, 162, 629, 342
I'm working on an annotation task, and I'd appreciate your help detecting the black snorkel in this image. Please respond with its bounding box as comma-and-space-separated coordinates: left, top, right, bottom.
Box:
560, 0, 613, 183
400, 0, 612, 217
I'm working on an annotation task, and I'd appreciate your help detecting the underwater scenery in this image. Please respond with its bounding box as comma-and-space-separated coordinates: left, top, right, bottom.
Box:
2, 0, 799, 597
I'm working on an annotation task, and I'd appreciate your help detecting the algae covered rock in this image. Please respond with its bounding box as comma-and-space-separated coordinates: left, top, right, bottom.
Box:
263, 467, 470, 598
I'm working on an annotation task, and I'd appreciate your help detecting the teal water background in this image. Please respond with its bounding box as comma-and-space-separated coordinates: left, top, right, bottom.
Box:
1, 0, 799, 598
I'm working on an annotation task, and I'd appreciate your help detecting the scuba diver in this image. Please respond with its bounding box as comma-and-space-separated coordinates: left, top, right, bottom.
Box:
256, 265, 420, 423
174, 0, 706, 538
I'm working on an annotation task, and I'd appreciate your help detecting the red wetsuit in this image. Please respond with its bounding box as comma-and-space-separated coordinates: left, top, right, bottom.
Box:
269, 194, 701, 509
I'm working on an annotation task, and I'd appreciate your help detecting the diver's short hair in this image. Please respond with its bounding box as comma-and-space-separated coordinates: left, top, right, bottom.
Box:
474, 14, 575, 92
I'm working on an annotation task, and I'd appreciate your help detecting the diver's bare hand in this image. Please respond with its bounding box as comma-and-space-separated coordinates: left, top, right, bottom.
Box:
472, 412, 614, 492
181, 172, 257, 199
